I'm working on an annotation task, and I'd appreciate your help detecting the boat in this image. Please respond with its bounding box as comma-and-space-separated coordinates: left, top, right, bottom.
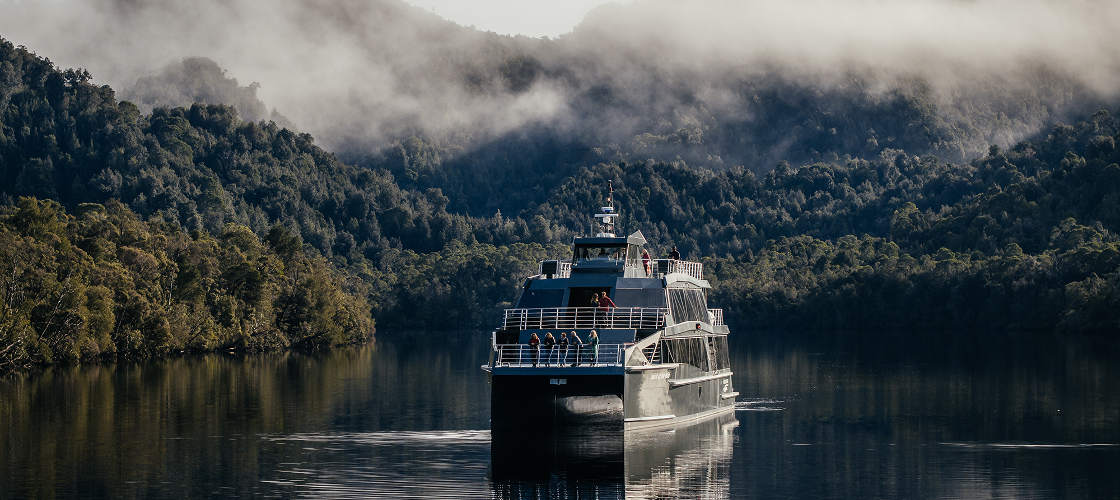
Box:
482, 183, 737, 431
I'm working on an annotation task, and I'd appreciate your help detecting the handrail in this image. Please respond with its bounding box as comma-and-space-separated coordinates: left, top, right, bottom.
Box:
492, 343, 628, 367
653, 259, 703, 280
708, 309, 724, 326
503, 307, 668, 330
536, 258, 703, 280
641, 341, 662, 364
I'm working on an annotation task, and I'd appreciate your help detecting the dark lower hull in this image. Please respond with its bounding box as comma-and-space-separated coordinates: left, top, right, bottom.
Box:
490, 374, 624, 430
489, 368, 735, 431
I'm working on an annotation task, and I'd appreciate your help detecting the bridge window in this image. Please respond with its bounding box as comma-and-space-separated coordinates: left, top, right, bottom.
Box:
573, 244, 626, 260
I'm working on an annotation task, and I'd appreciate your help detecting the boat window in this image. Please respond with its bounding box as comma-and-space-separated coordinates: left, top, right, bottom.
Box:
709, 336, 731, 370
661, 337, 709, 371
668, 288, 708, 323
573, 244, 626, 260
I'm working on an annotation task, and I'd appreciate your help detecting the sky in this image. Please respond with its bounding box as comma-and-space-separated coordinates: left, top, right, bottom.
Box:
402, 0, 627, 38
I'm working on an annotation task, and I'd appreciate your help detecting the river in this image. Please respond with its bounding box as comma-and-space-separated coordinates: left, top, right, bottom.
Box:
1, 332, 1117, 499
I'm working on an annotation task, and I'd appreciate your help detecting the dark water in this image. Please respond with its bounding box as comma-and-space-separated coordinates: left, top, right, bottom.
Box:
1, 332, 1118, 499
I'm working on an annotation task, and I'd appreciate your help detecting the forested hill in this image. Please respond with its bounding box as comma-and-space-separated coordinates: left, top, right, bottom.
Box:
1, 32, 1119, 370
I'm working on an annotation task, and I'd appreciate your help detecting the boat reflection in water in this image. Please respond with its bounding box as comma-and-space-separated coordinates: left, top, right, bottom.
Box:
625, 412, 738, 498
489, 412, 738, 499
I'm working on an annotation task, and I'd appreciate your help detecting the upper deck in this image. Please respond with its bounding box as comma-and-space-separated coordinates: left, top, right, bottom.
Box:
540, 258, 704, 281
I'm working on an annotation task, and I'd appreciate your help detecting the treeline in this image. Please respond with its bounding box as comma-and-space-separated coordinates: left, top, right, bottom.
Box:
708, 232, 1120, 333
0, 197, 373, 372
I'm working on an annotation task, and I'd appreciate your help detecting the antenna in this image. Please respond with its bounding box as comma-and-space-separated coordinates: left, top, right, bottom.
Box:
593, 180, 617, 237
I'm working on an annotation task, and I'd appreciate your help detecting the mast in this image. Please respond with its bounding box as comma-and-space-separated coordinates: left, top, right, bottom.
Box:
594, 180, 617, 237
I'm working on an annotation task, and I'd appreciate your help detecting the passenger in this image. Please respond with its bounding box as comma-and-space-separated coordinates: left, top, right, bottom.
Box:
589, 330, 600, 365
598, 292, 617, 311
580, 248, 590, 259
559, 332, 569, 365
528, 332, 540, 367
598, 247, 608, 257
669, 246, 681, 261
543, 332, 557, 365
641, 249, 652, 276
591, 292, 602, 326
570, 331, 583, 366
598, 292, 617, 328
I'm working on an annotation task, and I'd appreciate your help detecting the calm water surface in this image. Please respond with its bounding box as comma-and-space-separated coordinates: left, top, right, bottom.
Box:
1, 332, 1118, 499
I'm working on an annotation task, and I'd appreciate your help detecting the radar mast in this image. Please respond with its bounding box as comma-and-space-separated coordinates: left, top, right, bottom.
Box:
594, 181, 617, 237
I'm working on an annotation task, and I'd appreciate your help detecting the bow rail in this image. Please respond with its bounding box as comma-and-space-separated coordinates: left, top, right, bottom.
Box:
493, 343, 628, 367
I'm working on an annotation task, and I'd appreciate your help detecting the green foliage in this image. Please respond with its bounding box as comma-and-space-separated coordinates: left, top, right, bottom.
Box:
0, 198, 373, 372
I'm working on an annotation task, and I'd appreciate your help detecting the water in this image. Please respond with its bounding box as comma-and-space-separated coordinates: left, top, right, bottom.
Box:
1, 332, 1118, 499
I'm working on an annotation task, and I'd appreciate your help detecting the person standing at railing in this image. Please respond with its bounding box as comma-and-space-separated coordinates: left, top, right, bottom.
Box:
669, 246, 681, 261
528, 333, 541, 367
591, 292, 603, 326
598, 292, 617, 327
543, 332, 556, 365
642, 249, 652, 277
570, 331, 584, 366
559, 332, 569, 365
589, 331, 599, 365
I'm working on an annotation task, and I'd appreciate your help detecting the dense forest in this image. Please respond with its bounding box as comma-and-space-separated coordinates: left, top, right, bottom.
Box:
2, 22, 1119, 371
0, 197, 373, 372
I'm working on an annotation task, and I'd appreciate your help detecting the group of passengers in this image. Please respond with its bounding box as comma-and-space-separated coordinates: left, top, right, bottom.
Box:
591, 291, 616, 311
527, 330, 600, 367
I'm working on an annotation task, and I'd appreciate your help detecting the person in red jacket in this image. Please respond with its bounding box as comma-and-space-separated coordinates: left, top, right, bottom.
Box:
598, 292, 617, 327
528, 332, 540, 367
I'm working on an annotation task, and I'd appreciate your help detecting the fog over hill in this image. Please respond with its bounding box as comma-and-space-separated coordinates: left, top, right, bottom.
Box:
1, 0, 1117, 168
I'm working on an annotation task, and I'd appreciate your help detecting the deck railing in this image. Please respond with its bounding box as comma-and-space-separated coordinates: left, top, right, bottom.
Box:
493, 343, 627, 367
708, 309, 724, 326
654, 259, 704, 280
535, 258, 703, 280
641, 341, 662, 364
503, 307, 668, 330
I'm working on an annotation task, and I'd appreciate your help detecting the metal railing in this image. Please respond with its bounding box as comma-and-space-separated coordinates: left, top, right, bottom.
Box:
641, 341, 662, 364
503, 307, 668, 330
654, 259, 704, 280
493, 343, 627, 367
708, 309, 724, 326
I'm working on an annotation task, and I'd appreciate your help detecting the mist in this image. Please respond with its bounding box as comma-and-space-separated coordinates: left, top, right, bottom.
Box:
0, 0, 1117, 165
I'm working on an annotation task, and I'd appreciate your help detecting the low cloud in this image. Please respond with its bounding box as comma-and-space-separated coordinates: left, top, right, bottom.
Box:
1, 0, 1116, 162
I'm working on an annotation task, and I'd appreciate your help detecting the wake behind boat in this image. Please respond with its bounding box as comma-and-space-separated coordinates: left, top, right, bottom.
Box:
483, 183, 737, 430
